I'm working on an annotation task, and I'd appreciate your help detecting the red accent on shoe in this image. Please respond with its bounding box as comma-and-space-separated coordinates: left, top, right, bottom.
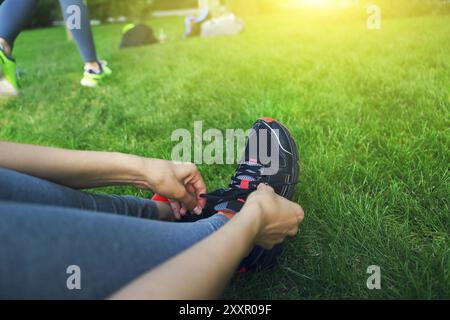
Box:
152, 194, 170, 203
219, 209, 236, 215
218, 210, 236, 219
260, 117, 277, 123
237, 198, 246, 203
238, 266, 248, 273
240, 179, 250, 189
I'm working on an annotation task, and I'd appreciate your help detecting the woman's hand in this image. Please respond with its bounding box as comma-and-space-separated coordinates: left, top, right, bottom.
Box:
243, 184, 304, 249
141, 159, 207, 219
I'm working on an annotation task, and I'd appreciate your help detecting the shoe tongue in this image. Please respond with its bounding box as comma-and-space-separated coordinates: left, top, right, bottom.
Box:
86, 68, 101, 75
232, 161, 261, 189
243, 159, 259, 166
85, 62, 103, 75
235, 174, 255, 189
205, 161, 262, 215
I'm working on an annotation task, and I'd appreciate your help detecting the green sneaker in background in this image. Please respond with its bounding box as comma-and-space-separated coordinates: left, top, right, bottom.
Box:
0, 44, 19, 97
80, 60, 112, 88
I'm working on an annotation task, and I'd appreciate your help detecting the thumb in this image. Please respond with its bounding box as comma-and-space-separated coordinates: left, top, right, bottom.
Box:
257, 183, 274, 192
175, 183, 197, 211
257, 183, 267, 190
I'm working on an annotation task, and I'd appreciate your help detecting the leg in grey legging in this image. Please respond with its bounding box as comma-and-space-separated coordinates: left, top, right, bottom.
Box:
0, 0, 97, 62
59, 0, 98, 62
0, 167, 229, 299
0, 167, 160, 220
0, 201, 228, 299
0, 0, 38, 48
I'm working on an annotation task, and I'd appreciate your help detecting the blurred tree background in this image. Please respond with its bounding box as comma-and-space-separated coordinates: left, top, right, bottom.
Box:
29, 0, 61, 28
17, 0, 450, 29
28, 0, 197, 28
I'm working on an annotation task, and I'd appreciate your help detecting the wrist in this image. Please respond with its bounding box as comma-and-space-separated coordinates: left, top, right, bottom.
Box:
133, 157, 168, 190
238, 202, 264, 243
113, 152, 153, 189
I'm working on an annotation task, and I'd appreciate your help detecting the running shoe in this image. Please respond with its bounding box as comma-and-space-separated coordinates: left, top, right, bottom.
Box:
0, 44, 19, 96
80, 60, 112, 88
182, 117, 300, 272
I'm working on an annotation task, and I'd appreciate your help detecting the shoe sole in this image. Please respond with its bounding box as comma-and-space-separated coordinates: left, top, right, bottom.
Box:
80, 79, 98, 88
0, 77, 19, 97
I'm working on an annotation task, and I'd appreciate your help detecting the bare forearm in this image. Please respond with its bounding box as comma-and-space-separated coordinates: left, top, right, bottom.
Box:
110, 206, 262, 300
0, 141, 149, 189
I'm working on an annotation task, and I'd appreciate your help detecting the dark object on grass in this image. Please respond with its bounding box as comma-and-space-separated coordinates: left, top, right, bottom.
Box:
120, 23, 158, 48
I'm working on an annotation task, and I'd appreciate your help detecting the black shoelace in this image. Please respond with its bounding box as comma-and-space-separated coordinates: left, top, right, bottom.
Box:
200, 162, 299, 203
200, 181, 300, 202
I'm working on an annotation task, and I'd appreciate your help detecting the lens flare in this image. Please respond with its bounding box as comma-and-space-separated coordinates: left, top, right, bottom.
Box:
287, 0, 359, 8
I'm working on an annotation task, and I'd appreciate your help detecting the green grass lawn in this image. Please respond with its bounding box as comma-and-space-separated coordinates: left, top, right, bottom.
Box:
0, 13, 449, 299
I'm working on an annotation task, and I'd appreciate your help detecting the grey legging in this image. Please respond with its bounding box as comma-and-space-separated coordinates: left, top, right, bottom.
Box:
0, 0, 97, 62
0, 167, 229, 299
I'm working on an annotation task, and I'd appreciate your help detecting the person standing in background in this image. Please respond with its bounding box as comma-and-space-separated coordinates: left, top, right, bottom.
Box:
0, 0, 112, 97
